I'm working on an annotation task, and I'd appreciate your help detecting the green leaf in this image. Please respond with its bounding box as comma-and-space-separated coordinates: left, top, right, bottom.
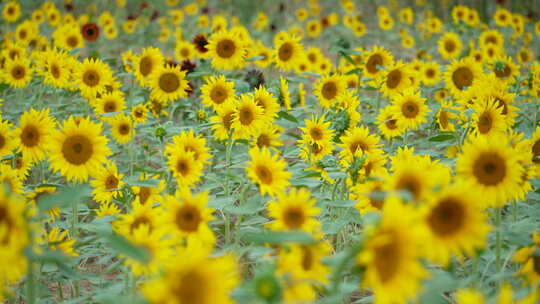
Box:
246, 55, 265, 61
105, 233, 150, 264
37, 185, 91, 212
325, 200, 356, 207
277, 111, 299, 123
429, 133, 456, 142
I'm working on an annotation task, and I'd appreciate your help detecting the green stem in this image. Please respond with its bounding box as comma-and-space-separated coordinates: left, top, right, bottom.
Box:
26, 262, 36, 304
495, 207, 503, 277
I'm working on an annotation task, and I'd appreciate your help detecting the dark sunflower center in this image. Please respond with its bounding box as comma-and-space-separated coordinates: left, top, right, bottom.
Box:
385, 117, 398, 130
175, 205, 201, 232
256, 134, 271, 148
473, 152, 506, 186
374, 233, 400, 283
366, 54, 383, 74
477, 112, 492, 134
210, 86, 227, 104
105, 174, 118, 189
278, 42, 293, 62
427, 198, 465, 237
370, 188, 385, 209
309, 127, 323, 141
61, 135, 94, 165
386, 69, 402, 89
130, 215, 152, 233
284, 207, 304, 229
452, 67, 473, 90
321, 81, 337, 100
0, 205, 13, 244
494, 98, 508, 115
311, 143, 323, 154
159, 72, 181, 93
439, 110, 449, 129
239, 107, 254, 125
426, 68, 435, 78
83, 69, 100, 87
216, 39, 236, 59
256, 165, 273, 184
349, 140, 368, 154
533, 255, 540, 275
118, 123, 130, 135
222, 112, 234, 130
11, 65, 25, 80
138, 187, 151, 204
301, 247, 314, 271
172, 269, 206, 304
104, 101, 117, 113
21, 125, 40, 147
532, 140, 540, 164
0, 134, 5, 149
494, 64, 511, 78
51, 64, 61, 78
401, 101, 419, 118
139, 56, 153, 76
396, 174, 421, 200
444, 40, 456, 53
66, 36, 79, 48
176, 159, 190, 176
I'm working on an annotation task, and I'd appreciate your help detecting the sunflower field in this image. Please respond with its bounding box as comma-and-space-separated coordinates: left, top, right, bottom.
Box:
1, 0, 540, 303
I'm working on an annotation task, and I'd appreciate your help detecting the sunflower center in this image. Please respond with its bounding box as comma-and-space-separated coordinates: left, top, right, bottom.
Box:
0, 205, 13, 243
222, 112, 234, 130
349, 140, 368, 154
256, 134, 271, 148
307, 53, 317, 63
159, 72, 181, 93
494, 98, 508, 115
301, 247, 314, 271
532, 140, 540, 164
175, 205, 201, 232
21, 125, 40, 147
439, 110, 449, 129
15, 157, 23, 169
485, 35, 497, 44
176, 159, 190, 176
256, 165, 273, 184
494, 64, 511, 78
104, 101, 117, 112
284, 207, 305, 229
7, 7, 14, 15
374, 233, 400, 283
533, 255, 540, 275
321, 81, 337, 100
83, 69, 100, 87
0, 134, 5, 149
239, 107, 254, 125
444, 40, 456, 53
396, 174, 421, 200
210, 86, 227, 104
366, 54, 383, 74
309, 127, 323, 141
473, 152, 506, 186
278, 42, 294, 62
105, 174, 118, 189
66, 36, 79, 48
216, 39, 236, 59
180, 48, 190, 58
477, 112, 492, 134
62, 135, 94, 165
51, 64, 61, 79
311, 143, 323, 154
118, 123, 130, 135
130, 215, 152, 234
428, 198, 465, 237
139, 56, 153, 76
172, 269, 206, 304
11, 65, 26, 80
385, 117, 398, 130
401, 101, 419, 118
426, 68, 435, 78
138, 187, 151, 204
452, 67, 473, 90
386, 69, 402, 89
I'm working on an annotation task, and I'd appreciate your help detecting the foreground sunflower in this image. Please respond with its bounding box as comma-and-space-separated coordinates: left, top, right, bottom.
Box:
444, 58, 483, 97
421, 183, 491, 265
267, 188, 320, 233
246, 148, 291, 196
356, 198, 428, 304
142, 249, 239, 304
47, 116, 111, 182
75, 57, 114, 98
15, 108, 55, 163
456, 134, 523, 207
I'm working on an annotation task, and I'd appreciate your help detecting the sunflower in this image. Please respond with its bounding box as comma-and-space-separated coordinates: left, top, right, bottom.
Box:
3, 58, 33, 88
75, 58, 114, 98
142, 249, 239, 304
164, 129, 211, 166
114, 201, 163, 237
528, 126, 540, 176
27, 186, 60, 220
90, 161, 124, 204
231, 94, 265, 139
253, 86, 279, 122
0, 119, 18, 159
380, 61, 412, 97
356, 198, 428, 304
94, 90, 126, 118
376, 106, 406, 139
150, 64, 189, 103
352, 177, 388, 214
252, 124, 283, 150
300, 115, 334, 147
438, 32, 462, 60
514, 232, 540, 286
306, 20, 322, 38
121, 224, 171, 277
267, 188, 320, 233
274, 32, 303, 71
52, 24, 85, 51
298, 137, 334, 163
277, 241, 331, 285
421, 183, 491, 265
0, 164, 23, 194
444, 58, 483, 97
133, 47, 164, 86
15, 108, 55, 163
494, 8, 511, 27
363, 46, 394, 78
479, 29, 504, 49
209, 100, 237, 141
175, 40, 196, 61
47, 116, 111, 182
456, 134, 523, 207
2, 1, 20, 22
279, 77, 292, 110
207, 30, 246, 70
246, 148, 291, 197
516, 48, 533, 65
166, 148, 204, 187
314, 75, 347, 109
488, 56, 519, 83
436, 101, 459, 131
109, 113, 134, 144
131, 104, 149, 124
338, 126, 382, 167
470, 98, 507, 137
38, 48, 73, 89
46, 227, 78, 257
390, 89, 429, 130
131, 174, 165, 206
421, 61, 440, 86
200, 75, 236, 110
386, 160, 435, 202
163, 189, 215, 247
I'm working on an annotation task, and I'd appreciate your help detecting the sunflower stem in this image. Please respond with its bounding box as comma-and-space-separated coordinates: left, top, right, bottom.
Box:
26, 261, 36, 304
495, 206, 503, 280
